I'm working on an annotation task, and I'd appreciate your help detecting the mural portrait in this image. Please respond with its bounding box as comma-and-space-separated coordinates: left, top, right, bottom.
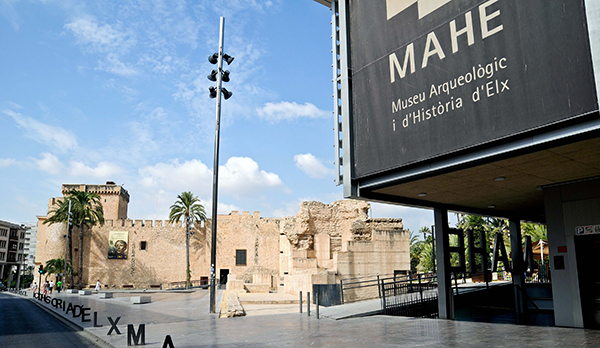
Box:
108, 231, 129, 259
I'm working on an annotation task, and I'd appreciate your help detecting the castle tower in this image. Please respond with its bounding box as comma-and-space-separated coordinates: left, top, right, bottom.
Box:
35, 182, 129, 267
61, 182, 129, 221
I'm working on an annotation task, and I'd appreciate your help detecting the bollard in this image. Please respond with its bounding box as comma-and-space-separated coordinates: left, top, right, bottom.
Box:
316, 292, 319, 319
299, 291, 302, 313
307, 292, 310, 316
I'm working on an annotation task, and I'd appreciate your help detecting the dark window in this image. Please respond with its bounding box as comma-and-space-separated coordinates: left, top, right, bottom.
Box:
140, 241, 147, 250
235, 249, 247, 266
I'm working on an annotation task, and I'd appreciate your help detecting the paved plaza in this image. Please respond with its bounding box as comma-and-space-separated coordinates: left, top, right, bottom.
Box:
11, 289, 600, 347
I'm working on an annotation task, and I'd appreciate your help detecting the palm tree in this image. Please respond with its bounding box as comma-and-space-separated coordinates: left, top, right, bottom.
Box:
169, 192, 207, 289
44, 258, 73, 282
44, 198, 75, 286
44, 189, 104, 289
521, 222, 547, 242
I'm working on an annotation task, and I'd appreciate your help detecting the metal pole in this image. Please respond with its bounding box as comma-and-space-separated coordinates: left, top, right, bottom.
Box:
316, 292, 320, 319
209, 16, 225, 314
38, 268, 42, 298
299, 291, 303, 313
307, 292, 310, 316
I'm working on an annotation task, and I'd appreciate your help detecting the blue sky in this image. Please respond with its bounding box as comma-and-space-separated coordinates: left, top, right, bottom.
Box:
0, 0, 435, 234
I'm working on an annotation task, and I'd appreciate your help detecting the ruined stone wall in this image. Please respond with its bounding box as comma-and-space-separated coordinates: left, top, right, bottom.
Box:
337, 222, 410, 279
280, 200, 369, 253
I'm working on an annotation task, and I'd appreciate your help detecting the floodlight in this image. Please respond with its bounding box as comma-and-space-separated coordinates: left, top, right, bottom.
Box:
207, 70, 218, 82
223, 54, 234, 65
208, 53, 219, 64
209, 86, 217, 99
221, 88, 233, 100
222, 70, 230, 82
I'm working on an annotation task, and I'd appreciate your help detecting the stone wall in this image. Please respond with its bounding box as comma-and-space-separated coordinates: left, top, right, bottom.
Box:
35, 184, 409, 295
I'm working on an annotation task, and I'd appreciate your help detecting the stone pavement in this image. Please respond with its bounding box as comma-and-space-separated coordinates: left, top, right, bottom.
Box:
19, 289, 600, 348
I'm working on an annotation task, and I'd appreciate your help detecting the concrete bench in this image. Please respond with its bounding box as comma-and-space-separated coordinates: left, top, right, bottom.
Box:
98, 292, 113, 299
79, 290, 92, 295
130, 296, 151, 304
66, 289, 78, 294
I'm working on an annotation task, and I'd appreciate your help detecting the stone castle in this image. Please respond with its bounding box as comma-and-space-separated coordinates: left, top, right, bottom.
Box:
36, 183, 409, 294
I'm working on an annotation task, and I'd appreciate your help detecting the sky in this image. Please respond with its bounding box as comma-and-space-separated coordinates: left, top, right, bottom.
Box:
0, 0, 437, 235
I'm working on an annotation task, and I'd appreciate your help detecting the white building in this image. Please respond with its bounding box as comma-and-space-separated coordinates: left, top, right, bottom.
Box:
0, 220, 28, 287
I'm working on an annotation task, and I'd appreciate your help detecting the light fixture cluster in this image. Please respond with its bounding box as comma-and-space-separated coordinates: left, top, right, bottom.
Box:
207, 52, 234, 100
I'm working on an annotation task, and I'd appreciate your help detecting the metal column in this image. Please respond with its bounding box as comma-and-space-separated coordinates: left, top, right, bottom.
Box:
434, 208, 454, 319
509, 219, 526, 323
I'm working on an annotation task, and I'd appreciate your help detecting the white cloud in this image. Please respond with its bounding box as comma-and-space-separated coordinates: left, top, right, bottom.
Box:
69, 161, 125, 179
33, 153, 124, 180
138, 157, 284, 199
65, 16, 137, 76
97, 53, 138, 76
0, 158, 16, 167
34, 153, 64, 175
256, 101, 329, 122
139, 159, 212, 194
65, 16, 134, 54
294, 153, 333, 179
0, 0, 20, 31
220, 157, 284, 197
3, 110, 78, 151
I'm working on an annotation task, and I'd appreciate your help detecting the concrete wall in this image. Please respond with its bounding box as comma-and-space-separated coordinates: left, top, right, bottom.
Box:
544, 177, 600, 328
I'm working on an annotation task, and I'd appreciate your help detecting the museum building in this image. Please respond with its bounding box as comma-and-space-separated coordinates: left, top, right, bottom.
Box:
315, 0, 600, 328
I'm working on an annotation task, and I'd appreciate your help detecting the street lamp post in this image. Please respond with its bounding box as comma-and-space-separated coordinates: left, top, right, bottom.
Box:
208, 16, 234, 314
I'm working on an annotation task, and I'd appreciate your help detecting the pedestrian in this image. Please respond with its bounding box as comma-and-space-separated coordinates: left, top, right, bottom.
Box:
31, 282, 37, 293
56, 280, 62, 293
95, 279, 101, 291
49, 280, 54, 294
42, 281, 48, 295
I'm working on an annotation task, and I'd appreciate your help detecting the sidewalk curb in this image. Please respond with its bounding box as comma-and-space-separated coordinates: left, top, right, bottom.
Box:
7, 291, 115, 348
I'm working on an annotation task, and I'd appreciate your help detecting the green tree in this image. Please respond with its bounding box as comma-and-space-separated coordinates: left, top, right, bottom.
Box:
521, 222, 547, 242
169, 192, 207, 289
44, 198, 75, 286
44, 258, 73, 282
409, 229, 423, 273
44, 189, 104, 289
418, 237, 435, 273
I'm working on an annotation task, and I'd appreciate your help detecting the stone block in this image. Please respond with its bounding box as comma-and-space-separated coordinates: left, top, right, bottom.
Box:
226, 279, 246, 292
79, 290, 92, 295
130, 296, 151, 304
98, 292, 113, 298
66, 289, 78, 294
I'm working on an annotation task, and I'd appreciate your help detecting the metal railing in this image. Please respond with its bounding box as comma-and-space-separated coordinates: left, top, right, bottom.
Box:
339, 273, 394, 304
380, 273, 439, 318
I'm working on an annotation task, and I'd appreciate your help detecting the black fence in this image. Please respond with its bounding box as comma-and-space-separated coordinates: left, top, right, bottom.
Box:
380, 273, 439, 318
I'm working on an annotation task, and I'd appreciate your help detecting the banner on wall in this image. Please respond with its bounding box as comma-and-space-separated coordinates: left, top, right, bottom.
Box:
108, 231, 129, 259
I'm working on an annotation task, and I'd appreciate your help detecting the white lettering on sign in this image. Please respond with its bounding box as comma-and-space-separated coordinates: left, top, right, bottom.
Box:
386, 0, 452, 20
389, 0, 504, 83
